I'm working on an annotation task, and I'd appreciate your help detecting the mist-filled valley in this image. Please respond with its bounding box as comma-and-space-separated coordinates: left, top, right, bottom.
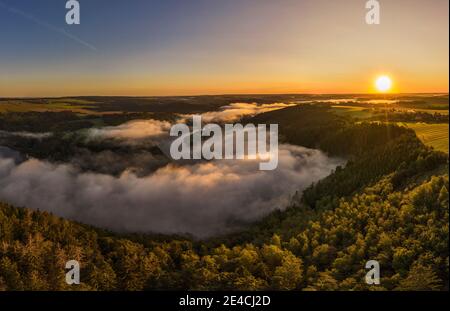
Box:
0, 144, 343, 237
0, 101, 345, 237
0, 0, 449, 302
0, 94, 448, 291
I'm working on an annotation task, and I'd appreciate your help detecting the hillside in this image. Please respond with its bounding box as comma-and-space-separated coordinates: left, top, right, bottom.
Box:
0, 106, 448, 291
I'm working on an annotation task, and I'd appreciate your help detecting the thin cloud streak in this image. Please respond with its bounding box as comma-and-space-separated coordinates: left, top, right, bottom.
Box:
0, 1, 97, 51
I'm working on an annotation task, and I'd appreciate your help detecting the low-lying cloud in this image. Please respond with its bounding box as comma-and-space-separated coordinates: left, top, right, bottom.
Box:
83, 102, 296, 146
0, 130, 52, 140
0, 102, 342, 237
87, 119, 172, 142
0, 145, 344, 238
195, 102, 296, 123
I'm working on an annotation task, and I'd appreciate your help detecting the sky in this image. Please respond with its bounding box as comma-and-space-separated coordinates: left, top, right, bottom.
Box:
0, 0, 448, 97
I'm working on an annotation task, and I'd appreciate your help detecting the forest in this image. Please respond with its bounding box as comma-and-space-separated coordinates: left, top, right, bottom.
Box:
0, 104, 448, 291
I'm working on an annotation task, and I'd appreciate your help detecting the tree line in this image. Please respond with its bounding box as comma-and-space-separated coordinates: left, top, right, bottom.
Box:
0, 105, 448, 290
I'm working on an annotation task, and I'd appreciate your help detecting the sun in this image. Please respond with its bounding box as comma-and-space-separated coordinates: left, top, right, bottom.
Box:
375, 75, 392, 93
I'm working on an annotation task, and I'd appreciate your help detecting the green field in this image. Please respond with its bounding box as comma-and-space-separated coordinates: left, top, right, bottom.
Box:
330, 105, 374, 119
0, 98, 103, 114
399, 122, 449, 153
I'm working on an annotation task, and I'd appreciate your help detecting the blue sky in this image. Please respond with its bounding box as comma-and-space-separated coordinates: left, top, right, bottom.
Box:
0, 0, 448, 96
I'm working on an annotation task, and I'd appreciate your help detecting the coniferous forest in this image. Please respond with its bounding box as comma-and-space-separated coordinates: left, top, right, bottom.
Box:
1, 1, 449, 305
1, 104, 448, 291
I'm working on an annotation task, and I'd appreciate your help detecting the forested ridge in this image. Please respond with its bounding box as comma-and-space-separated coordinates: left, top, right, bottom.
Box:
0, 106, 448, 290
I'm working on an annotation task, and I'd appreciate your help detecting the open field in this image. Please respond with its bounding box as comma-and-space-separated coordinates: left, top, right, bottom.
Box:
0, 99, 98, 114
0, 97, 449, 291
413, 108, 449, 115
331, 103, 449, 119
330, 105, 374, 119
399, 122, 449, 153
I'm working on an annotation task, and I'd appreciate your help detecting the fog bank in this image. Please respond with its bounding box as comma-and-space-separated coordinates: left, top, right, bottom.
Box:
0, 145, 343, 238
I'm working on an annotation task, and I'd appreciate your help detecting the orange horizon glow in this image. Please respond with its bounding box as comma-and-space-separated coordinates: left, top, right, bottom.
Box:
2, 70, 448, 98
0, 1, 448, 98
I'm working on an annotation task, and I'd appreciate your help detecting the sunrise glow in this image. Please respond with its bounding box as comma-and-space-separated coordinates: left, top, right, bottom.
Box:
375, 76, 393, 93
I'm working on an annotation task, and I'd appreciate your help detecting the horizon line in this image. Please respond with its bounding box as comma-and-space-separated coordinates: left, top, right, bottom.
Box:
1, 91, 449, 100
